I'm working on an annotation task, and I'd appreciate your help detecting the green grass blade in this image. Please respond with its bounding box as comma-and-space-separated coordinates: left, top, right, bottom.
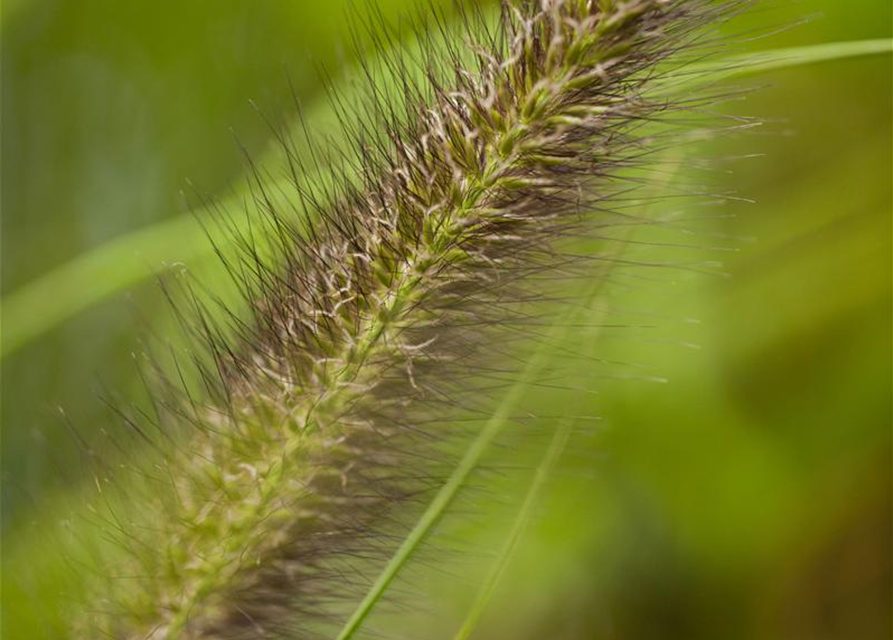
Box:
1, 213, 206, 358
0, 178, 295, 358
451, 417, 574, 640
1, 38, 889, 359
682, 38, 893, 84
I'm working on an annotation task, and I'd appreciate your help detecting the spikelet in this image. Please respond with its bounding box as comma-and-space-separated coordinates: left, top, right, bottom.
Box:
71, 1, 750, 638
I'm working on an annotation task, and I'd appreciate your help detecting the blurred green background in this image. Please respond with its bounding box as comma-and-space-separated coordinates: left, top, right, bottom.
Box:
2, 0, 890, 638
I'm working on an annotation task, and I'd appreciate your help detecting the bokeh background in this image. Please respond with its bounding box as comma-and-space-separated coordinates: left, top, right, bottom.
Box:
2, 0, 890, 638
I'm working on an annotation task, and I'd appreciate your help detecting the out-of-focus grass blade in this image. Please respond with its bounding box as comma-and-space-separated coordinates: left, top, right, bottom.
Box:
1, 212, 209, 357
689, 38, 892, 82
0, 179, 294, 359
2, 39, 889, 359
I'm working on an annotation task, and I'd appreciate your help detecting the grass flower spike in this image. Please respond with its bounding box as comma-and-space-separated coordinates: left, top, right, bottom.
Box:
68, 1, 749, 638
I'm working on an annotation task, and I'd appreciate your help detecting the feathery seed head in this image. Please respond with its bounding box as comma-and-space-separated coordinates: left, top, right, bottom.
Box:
65, 2, 751, 638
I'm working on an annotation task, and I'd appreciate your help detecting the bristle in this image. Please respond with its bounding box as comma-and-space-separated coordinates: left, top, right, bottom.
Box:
67, 2, 752, 638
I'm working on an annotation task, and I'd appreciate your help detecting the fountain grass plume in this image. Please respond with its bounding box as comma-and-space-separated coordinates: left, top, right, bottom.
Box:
68, 1, 753, 638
